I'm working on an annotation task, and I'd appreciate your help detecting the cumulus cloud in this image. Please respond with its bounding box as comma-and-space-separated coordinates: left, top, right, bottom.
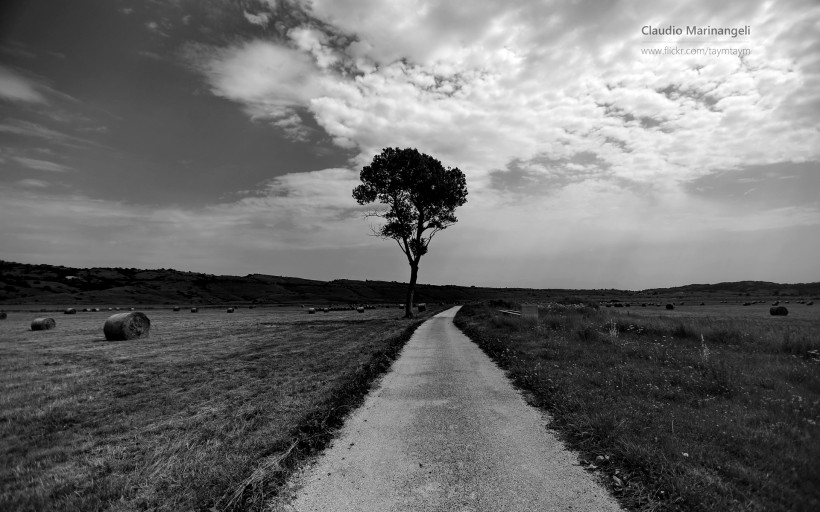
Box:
187, 0, 819, 203
244, 11, 271, 27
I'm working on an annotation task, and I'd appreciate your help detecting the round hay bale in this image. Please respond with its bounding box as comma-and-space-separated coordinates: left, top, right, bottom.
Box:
82, 308, 90, 312
807, 301, 814, 306
769, 306, 788, 316
700, 302, 705, 306
227, 307, 235, 313
93, 308, 100, 312
104, 312, 150, 341
665, 303, 674, 310
31, 317, 56, 331
323, 307, 329, 313
64, 308, 77, 315
772, 301, 780, 306
308, 307, 316, 314
191, 307, 198, 313
357, 306, 365, 313
173, 306, 180, 311
0, 312, 7, 320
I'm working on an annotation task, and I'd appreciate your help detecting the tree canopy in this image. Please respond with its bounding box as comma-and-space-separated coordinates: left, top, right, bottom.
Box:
353, 147, 467, 317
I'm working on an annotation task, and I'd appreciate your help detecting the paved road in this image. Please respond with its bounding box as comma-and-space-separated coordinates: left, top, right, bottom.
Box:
285, 307, 622, 511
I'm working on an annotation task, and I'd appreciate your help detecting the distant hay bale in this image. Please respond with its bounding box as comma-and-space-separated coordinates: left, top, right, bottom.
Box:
807, 301, 814, 306
772, 301, 780, 306
227, 307, 235, 313
0, 312, 7, 320
103, 312, 151, 341
743, 302, 752, 306
31, 317, 56, 331
64, 308, 76, 315
82, 308, 90, 312
129, 307, 135, 311
665, 304, 674, 310
173, 306, 180, 311
323, 308, 329, 313
357, 306, 365, 313
700, 302, 705, 306
769, 306, 788, 316
93, 308, 100, 312
308, 308, 316, 314
191, 307, 198, 313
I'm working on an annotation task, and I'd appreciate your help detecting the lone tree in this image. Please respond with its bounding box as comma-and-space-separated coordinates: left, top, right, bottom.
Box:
353, 147, 468, 318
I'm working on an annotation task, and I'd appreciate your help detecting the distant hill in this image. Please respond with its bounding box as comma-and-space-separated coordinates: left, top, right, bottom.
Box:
1, 260, 817, 306
642, 281, 820, 297
0, 260, 537, 306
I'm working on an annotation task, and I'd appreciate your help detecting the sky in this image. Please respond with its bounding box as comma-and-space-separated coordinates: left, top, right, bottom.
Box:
1, 0, 818, 290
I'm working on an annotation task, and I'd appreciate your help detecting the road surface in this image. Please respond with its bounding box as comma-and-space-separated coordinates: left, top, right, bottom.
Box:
285, 306, 622, 511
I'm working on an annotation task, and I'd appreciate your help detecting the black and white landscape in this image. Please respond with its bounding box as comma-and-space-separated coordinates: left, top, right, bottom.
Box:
1, 1, 818, 511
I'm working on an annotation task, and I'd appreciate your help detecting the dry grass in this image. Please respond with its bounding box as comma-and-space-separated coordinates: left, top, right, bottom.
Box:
0, 306, 439, 511
455, 302, 820, 512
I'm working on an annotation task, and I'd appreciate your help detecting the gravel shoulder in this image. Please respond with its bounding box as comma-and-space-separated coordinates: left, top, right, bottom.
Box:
283, 306, 622, 511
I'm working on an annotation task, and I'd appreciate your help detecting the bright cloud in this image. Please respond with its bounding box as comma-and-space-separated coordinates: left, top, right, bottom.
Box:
13, 156, 72, 172
0, 65, 46, 103
193, 0, 820, 193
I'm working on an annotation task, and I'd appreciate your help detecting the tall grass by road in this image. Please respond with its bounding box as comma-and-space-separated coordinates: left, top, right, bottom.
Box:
455, 302, 819, 512
0, 306, 439, 511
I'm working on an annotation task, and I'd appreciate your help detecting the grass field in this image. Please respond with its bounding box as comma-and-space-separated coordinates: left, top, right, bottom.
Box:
455, 301, 819, 512
0, 305, 441, 511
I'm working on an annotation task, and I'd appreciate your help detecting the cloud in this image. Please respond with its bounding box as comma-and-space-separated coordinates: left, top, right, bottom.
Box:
0, 65, 46, 103
186, 39, 326, 137
13, 156, 72, 172
244, 11, 271, 26
16, 179, 50, 188
1, 163, 816, 287
185, 0, 819, 206
0, 119, 100, 147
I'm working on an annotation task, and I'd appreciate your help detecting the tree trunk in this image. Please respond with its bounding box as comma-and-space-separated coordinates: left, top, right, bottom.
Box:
404, 263, 419, 319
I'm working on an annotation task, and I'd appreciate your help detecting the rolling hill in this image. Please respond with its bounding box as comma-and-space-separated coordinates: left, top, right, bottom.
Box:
1, 260, 818, 307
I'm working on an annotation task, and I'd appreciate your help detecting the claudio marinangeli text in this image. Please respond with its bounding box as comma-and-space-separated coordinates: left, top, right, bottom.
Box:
642, 25, 751, 38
